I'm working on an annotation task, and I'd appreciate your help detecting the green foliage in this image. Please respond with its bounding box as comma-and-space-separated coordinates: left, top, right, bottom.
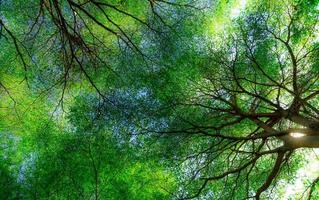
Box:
0, 0, 318, 199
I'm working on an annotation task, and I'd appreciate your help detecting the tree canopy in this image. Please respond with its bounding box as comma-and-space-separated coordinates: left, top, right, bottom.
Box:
0, 0, 319, 199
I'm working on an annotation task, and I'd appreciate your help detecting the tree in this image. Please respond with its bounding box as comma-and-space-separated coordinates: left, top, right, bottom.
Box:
3, 93, 177, 200
0, 0, 199, 103
0, 1, 190, 199
149, 0, 319, 199
1, 0, 319, 200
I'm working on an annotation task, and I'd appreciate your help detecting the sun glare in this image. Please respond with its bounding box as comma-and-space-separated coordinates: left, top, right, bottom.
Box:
290, 132, 306, 138
230, 0, 247, 18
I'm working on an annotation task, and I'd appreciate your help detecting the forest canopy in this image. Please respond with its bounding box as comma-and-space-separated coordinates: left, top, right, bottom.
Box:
1, 0, 319, 199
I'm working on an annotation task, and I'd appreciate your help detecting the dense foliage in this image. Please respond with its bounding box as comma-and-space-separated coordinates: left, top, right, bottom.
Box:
0, 0, 319, 199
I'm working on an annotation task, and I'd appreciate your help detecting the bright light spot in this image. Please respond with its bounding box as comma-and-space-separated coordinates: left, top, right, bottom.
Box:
290, 132, 306, 138
283, 149, 319, 199
209, 0, 248, 36
230, 0, 247, 19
